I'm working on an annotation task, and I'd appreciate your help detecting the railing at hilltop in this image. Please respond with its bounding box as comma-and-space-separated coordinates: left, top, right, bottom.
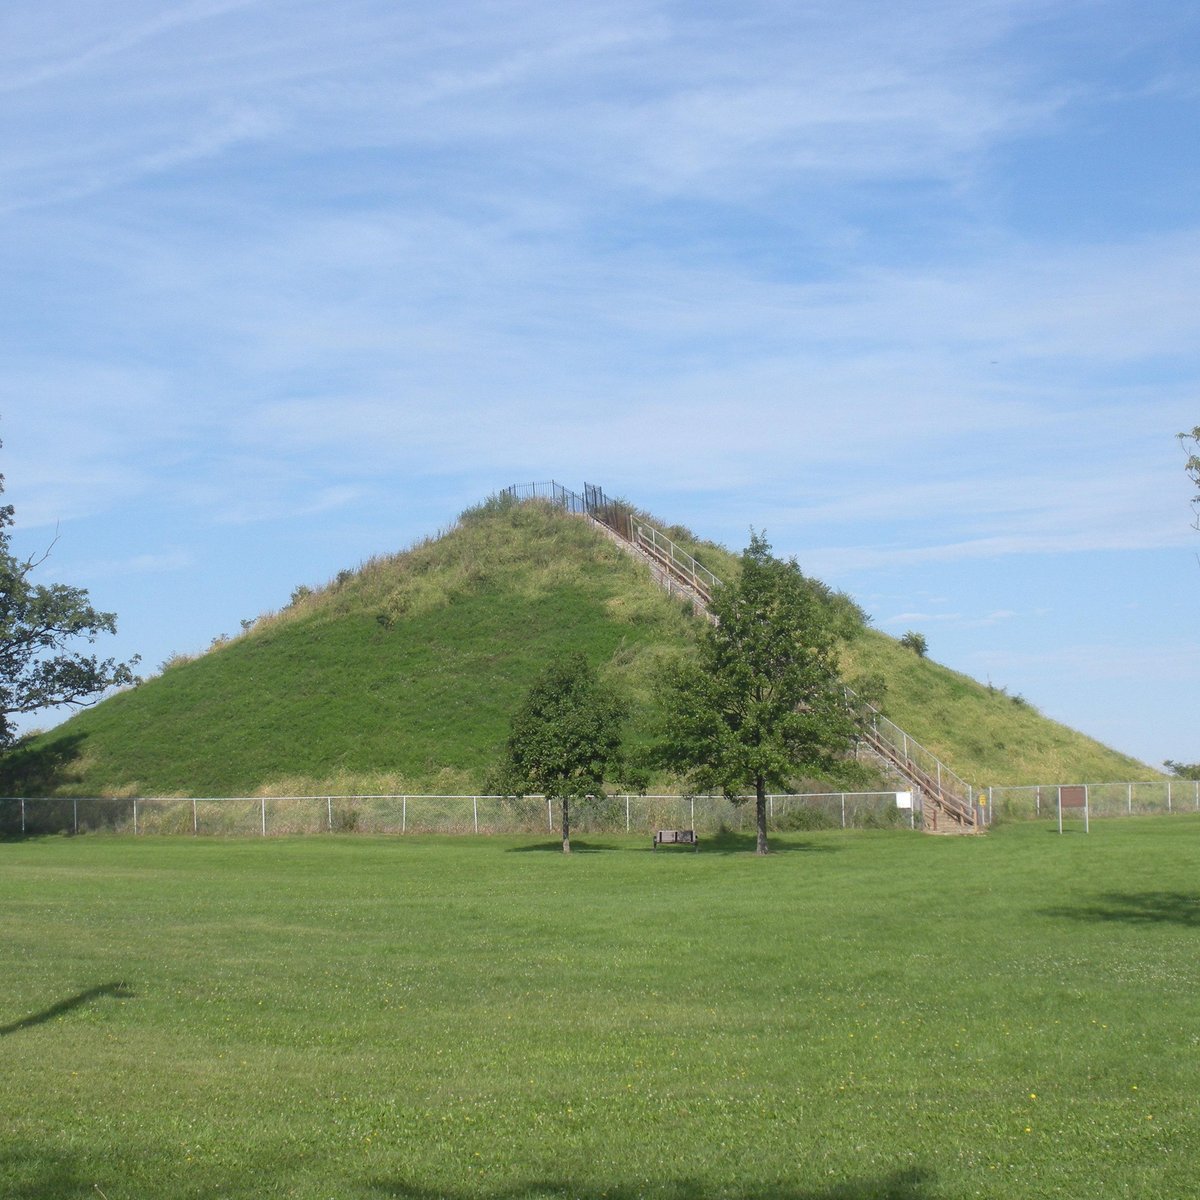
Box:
501, 480, 589, 515
502, 480, 719, 606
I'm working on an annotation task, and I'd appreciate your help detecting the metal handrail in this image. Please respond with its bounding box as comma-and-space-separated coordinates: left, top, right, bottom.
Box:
858, 699, 973, 801
630, 519, 719, 603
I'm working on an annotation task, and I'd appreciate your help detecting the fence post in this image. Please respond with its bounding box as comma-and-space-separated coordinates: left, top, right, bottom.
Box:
548, 798, 553, 830
261, 796, 267, 837
133, 798, 138, 836
1167, 781, 1172, 813
690, 796, 695, 829
73, 797, 78, 835
20, 796, 25, 835
841, 794, 846, 829
626, 794, 630, 832
193, 798, 198, 836
402, 795, 407, 834
1127, 783, 1132, 815
473, 796, 479, 834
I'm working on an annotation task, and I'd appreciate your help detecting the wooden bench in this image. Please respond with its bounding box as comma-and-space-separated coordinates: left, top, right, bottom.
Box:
653, 829, 698, 852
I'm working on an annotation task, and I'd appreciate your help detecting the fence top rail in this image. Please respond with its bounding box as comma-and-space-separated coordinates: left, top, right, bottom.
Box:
4, 791, 915, 804
989, 780, 1189, 792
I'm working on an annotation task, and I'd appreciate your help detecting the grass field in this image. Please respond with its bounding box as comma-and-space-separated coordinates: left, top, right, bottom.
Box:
3, 820, 1198, 1199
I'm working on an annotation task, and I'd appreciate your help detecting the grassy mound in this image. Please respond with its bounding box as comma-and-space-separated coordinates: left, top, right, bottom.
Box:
0, 494, 1155, 797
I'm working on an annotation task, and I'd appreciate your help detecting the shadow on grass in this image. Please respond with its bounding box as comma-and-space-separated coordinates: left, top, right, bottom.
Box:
365, 1168, 934, 1200
0, 731, 88, 799
0, 1147, 94, 1200
507, 839, 621, 854
0, 1143, 308, 1200
0, 982, 134, 1037
1042, 891, 1200, 927
697, 829, 840, 856
506, 831, 839, 856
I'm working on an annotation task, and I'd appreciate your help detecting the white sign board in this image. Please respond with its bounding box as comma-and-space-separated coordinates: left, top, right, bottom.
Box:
895, 791, 913, 809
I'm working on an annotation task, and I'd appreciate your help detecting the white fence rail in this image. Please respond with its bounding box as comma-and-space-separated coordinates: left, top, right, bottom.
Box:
0, 792, 917, 838
988, 780, 1200, 820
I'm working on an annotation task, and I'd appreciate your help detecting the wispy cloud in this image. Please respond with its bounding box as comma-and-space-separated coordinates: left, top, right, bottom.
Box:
882, 609, 1018, 629
77, 550, 194, 578
1, 0, 1197, 761
1, 2, 267, 94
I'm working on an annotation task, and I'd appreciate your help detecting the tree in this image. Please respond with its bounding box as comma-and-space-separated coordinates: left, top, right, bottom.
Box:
0, 455, 139, 748
899, 630, 928, 658
495, 652, 625, 853
1164, 760, 1200, 781
1181, 426, 1200, 530
654, 533, 858, 855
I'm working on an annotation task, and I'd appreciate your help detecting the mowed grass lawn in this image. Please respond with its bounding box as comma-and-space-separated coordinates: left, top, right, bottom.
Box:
2, 820, 1198, 1200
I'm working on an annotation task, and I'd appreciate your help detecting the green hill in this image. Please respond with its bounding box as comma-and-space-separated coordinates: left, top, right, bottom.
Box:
0, 492, 1155, 797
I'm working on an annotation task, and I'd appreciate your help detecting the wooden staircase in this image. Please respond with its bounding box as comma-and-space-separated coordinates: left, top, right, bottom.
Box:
854, 704, 980, 832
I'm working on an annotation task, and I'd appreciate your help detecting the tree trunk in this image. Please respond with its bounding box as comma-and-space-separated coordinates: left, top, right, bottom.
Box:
562, 795, 571, 854
755, 775, 769, 855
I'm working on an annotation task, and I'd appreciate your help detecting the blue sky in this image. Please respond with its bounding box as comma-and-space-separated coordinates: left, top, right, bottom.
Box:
1, 0, 1197, 771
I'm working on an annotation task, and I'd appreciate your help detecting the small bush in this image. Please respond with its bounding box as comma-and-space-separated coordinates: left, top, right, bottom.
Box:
459, 491, 520, 525
330, 805, 360, 833
778, 805, 837, 831
857, 807, 907, 829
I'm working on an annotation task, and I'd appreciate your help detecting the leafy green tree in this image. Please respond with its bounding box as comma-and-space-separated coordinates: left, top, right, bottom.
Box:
0, 456, 139, 748
1164, 759, 1200, 781
654, 533, 858, 855
899, 630, 928, 658
1182, 426, 1200, 529
495, 652, 625, 853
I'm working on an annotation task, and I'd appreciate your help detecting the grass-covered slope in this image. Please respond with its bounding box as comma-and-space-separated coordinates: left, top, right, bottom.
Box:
0, 494, 1156, 797
843, 631, 1153, 786
1, 498, 702, 798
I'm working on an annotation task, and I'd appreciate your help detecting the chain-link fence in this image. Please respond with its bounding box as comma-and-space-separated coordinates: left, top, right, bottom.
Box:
0, 791, 918, 838
987, 780, 1200, 821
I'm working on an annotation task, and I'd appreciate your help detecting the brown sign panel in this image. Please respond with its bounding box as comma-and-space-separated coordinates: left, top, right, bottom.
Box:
1059, 786, 1087, 808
